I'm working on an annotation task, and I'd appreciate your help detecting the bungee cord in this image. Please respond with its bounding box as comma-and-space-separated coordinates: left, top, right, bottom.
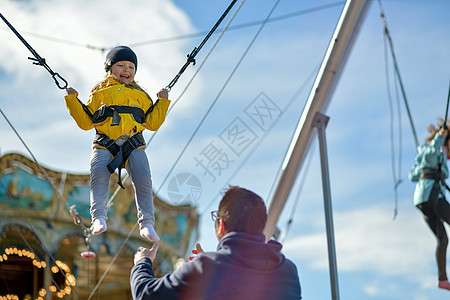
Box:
156, 0, 283, 196
444, 81, 450, 129
382, 24, 403, 220
0, 13, 68, 90
164, 0, 238, 91
378, 0, 416, 218
377, 1, 418, 149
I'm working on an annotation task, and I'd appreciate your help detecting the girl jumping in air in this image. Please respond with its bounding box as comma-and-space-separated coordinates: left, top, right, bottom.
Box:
64, 46, 170, 241
409, 119, 450, 291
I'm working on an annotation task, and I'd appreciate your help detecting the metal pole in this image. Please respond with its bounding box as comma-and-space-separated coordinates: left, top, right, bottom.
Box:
313, 112, 340, 300
263, 0, 372, 240
44, 255, 51, 300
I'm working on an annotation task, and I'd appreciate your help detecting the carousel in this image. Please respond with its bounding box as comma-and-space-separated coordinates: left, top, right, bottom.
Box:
0, 152, 199, 299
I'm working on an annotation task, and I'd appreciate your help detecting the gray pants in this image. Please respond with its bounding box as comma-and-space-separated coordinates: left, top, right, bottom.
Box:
90, 147, 155, 228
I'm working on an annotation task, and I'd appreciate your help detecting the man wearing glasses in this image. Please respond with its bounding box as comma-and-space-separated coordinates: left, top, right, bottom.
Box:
130, 186, 301, 299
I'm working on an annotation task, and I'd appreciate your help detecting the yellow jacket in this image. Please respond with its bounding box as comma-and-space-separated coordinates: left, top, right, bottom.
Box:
65, 78, 170, 141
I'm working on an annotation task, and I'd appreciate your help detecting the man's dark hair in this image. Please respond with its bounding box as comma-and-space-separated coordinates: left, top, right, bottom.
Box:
217, 186, 267, 234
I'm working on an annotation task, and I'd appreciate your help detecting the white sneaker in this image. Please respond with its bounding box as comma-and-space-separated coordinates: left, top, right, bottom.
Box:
140, 224, 160, 241
91, 218, 107, 235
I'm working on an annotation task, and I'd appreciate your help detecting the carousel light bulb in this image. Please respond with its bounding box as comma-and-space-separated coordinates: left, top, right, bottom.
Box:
59, 262, 69, 272
67, 274, 76, 286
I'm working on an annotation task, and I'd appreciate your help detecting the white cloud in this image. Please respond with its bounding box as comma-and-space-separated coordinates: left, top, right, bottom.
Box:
283, 203, 440, 287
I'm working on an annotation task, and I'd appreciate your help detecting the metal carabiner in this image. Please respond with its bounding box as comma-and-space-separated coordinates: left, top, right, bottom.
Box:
52, 72, 68, 90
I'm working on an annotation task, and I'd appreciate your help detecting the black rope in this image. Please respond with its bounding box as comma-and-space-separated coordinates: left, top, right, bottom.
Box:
0, 13, 68, 89
164, 0, 238, 91
156, 0, 282, 195
379, 1, 405, 219
383, 30, 403, 220
378, 2, 418, 149
444, 80, 450, 130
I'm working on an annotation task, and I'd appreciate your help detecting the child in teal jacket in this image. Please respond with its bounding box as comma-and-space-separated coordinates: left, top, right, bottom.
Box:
409, 121, 450, 291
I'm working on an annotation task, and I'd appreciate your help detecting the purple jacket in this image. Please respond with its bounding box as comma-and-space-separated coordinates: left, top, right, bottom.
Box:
130, 232, 301, 299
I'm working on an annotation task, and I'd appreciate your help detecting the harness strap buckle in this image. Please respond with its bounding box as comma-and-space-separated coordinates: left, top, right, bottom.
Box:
110, 108, 121, 126
96, 105, 107, 118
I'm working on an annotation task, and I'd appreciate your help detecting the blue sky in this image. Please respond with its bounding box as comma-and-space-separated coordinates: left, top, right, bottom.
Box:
1, 0, 450, 299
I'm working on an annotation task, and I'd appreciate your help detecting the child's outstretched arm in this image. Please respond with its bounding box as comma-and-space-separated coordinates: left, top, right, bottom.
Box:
64, 87, 94, 130
145, 88, 171, 131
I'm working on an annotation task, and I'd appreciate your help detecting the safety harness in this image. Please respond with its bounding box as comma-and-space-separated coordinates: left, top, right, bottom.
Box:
92, 104, 146, 126
419, 168, 443, 182
93, 131, 145, 189
420, 157, 450, 204
91, 104, 150, 189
